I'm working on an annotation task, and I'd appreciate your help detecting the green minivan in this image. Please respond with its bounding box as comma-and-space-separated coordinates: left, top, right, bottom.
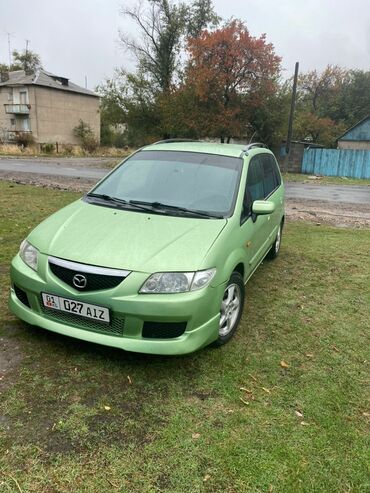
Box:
9, 141, 284, 355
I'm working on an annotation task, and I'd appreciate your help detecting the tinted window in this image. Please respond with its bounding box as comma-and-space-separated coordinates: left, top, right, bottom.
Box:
241, 153, 281, 222
242, 155, 265, 219
261, 154, 281, 196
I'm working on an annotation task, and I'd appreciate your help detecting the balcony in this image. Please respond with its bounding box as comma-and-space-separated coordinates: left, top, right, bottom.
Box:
4, 104, 30, 114
5, 130, 33, 142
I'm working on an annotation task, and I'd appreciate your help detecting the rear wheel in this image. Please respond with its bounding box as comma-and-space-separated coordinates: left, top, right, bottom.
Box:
266, 222, 282, 260
215, 272, 245, 346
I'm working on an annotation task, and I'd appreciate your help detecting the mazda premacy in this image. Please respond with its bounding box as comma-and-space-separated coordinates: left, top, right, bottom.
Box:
9, 141, 284, 355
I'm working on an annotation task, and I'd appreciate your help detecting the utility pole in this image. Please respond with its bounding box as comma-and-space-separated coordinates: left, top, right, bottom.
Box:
25, 39, 30, 55
286, 62, 299, 155
85, 75, 88, 89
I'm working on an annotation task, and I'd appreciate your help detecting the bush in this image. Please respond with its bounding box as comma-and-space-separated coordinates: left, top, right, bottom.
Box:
14, 132, 35, 148
73, 119, 99, 153
63, 143, 74, 155
41, 143, 55, 154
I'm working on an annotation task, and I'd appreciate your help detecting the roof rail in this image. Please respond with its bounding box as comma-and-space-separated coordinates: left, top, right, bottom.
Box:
153, 138, 200, 145
240, 142, 268, 156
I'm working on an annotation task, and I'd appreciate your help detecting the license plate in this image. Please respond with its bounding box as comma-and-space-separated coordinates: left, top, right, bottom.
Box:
41, 293, 110, 323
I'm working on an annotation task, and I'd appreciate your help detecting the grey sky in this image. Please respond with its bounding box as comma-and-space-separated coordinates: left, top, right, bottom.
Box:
1, 0, 370, 90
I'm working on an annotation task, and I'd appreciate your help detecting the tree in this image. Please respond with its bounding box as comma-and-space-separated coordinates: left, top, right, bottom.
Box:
97, 70, 162, 146
0, 49, 42, 73
298, 65, 347, 115
185, 20, 281, 142
335, 70, 370, 125
293, 65, 349, 146
73, 120, 99, 152
293, 112, 345, 147
119, 0, 219, 92
12, 49, 42, 72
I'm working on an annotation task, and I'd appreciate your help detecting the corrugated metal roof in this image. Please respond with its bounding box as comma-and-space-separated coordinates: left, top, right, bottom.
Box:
0, 69, 98, 97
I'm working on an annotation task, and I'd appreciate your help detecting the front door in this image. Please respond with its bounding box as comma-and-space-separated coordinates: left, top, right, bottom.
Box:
240, 155, 270, 273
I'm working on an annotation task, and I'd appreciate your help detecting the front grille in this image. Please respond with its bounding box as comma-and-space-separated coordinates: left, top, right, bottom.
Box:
40, 304, 124, 337
142, 321, 187, 339
14, 285, 31, 307
49, 259, 128, 292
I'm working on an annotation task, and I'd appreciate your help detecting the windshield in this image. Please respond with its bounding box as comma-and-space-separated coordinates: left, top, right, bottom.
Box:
88, 150, 242, 218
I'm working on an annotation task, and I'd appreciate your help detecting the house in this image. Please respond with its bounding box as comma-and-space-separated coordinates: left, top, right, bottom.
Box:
0, 69, 100, 145
337, 116, 370, 150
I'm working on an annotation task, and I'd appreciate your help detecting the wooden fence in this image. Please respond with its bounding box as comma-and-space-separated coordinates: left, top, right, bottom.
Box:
302, 148, 370, 179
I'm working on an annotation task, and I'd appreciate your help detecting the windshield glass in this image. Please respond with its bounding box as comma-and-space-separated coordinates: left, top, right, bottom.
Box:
90, 150, 242, 217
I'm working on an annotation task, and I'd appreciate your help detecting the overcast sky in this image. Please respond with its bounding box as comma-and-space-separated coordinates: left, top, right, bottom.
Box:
1, 0, 370, 90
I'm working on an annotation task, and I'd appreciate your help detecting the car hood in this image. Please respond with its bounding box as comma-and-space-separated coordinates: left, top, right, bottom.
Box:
29, 200, 227, 272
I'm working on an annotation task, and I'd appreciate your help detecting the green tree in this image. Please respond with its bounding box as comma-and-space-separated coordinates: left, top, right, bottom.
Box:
119, 0, 219, 92
0, 49, 42, 72
335, 70, 370, 125
12, 49, 42, 72
294, 65, 349, 146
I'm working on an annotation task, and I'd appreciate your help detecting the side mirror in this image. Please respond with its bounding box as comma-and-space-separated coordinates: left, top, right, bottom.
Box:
252, 200, 275, 215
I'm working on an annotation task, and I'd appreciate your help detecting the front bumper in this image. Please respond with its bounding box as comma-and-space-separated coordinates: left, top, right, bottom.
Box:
9, 254, 225, 355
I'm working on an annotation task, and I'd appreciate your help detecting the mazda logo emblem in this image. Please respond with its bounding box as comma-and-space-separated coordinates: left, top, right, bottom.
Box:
73, 274, 87, 289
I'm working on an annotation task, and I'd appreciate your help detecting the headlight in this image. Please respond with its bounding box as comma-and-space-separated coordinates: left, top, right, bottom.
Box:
140, 269, 216, 294
19, 240, 38, 271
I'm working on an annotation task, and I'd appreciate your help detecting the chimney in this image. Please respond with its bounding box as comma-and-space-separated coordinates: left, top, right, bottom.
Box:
0, 72, 9, 82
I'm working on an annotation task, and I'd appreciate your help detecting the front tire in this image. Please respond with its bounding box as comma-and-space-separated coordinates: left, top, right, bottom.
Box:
266, 222, 282, 260
215, 272, 245, 346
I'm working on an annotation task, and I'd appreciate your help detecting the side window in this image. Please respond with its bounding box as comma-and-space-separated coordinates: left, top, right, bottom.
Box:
261, 154, 281, 197
241, 156, 264, 220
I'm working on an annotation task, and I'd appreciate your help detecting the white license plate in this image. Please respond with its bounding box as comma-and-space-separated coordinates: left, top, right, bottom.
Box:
41, 293, 110, 323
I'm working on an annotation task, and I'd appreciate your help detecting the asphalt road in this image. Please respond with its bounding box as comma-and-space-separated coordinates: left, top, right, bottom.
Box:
0, 158, 369, 205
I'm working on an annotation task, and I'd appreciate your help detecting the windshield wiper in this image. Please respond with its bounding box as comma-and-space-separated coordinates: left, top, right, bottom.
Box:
129, 200, 224, 219
86, 193, 158, 212
87, 193, 128, 205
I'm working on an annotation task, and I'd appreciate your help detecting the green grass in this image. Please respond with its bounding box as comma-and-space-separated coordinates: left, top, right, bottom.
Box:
0, 182, 369, 493
282, 172, 370, 186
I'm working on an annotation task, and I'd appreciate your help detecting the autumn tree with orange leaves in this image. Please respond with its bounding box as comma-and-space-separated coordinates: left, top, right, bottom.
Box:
184, 20, 281, 142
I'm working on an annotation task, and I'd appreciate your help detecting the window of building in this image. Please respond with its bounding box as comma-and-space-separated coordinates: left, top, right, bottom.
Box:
19, 90, 28, 105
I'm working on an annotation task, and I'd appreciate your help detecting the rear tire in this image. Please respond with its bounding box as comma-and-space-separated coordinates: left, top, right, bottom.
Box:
214, 272, 245, 346
266, 222, 282, 260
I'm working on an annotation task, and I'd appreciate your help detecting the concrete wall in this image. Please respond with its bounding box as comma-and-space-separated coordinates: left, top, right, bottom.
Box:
0, 86, 11, 138
338, 140, 370, 150
0, 86, 34, 139
0, 85, 100, 144
278, 142, 305, 173
34, 87, 100, 144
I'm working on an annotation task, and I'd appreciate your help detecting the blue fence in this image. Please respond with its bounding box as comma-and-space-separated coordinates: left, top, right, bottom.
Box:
302, 148, 370, 179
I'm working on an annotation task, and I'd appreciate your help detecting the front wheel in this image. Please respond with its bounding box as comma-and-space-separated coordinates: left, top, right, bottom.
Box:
266, 222, 282, 260
215, 272, 245, 346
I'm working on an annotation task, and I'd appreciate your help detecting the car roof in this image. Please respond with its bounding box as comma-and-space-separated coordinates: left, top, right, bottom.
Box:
142, 141, 269, 159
